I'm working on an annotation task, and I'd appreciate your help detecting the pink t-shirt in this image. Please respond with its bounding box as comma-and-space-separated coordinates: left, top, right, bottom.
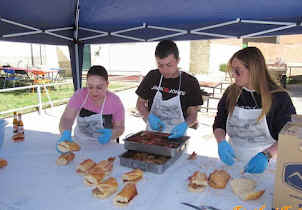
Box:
68, 88, 125, 122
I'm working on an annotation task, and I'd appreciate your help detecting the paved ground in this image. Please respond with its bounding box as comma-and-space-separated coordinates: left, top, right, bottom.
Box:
3, 83, 302, 158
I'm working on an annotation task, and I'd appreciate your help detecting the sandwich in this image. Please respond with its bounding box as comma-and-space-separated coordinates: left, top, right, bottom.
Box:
88, 157, 115, 176
113, 183, 138, 206
76, 159, 96, 176
92, 177, 118, 199
57, 141, 80, 153
188, 171, 208, 192
208, 170, 231, 189
122, 169, 143, 183
56, 152, 75, 166
0, 158, 8, 168
230, 178, 265, 201
84, 172, 106, 187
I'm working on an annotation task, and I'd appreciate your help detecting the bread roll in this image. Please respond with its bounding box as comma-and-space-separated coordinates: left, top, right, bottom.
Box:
0, 158, 8, 168
230, 178, 265, 201
188, 171, 208, 192
57, 141, 80, 153
56, 152, 75, 166
76, 159, 96, 176
89, 157, 115, 176
113, 183, 137, 206
92, 177, 118, 199
208, 170, 230, 189
84, 172, 105, 187
122, 169, 143, 183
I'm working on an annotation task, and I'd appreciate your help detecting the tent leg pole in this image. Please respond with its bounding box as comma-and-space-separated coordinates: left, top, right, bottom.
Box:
75, 43, 80, 90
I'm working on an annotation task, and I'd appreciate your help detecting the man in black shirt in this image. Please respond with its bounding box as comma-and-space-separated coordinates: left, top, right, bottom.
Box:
136, 40, 203, 138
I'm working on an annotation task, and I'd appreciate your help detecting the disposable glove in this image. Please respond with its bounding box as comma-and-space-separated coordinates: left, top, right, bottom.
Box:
56, 130, 72, 153
148, 113, 165, 131
218, 140, 235, 166
168, 122, 188, 139
244, 152, 268, 174
96, 128, 112, 144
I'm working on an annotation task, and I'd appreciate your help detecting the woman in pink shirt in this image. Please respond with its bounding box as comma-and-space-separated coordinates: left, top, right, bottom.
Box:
57, 65, 125, 151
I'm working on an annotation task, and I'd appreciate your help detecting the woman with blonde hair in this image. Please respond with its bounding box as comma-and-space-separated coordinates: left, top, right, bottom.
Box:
213, 47, 296, 174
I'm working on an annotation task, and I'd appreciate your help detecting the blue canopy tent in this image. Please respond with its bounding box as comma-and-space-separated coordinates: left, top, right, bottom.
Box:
1, 0, 302, 89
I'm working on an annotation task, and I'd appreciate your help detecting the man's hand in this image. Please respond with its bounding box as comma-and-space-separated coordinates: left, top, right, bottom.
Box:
96, 128, 113, 144
148, 113, 165, 131
218, 140, 236, 166
168, 122, 188, 139
244, 152, 268, 174
56, 130, 72, 153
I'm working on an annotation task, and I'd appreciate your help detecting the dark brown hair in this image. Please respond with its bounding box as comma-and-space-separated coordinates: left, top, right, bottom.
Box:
155, 40, 179, 59
87, 65, 108, 81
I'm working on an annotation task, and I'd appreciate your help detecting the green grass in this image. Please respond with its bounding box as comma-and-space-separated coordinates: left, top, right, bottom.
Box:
0, 80, 137, 118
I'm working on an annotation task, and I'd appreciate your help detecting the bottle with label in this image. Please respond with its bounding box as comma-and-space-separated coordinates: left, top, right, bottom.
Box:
17, 113, 24, 142
13, 112, 18, 134
12, 112, 18, 142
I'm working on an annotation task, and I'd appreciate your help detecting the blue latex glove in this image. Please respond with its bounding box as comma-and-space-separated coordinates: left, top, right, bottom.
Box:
96, 128, 112, 144
168, 122, 188, 139
244, 152, 268, 174
218, 140, 236, 166
56, 130, 72, 153
148, 113, 165, 131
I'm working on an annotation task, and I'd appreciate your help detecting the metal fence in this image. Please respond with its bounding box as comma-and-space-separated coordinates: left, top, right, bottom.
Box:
0, 82, 71, 115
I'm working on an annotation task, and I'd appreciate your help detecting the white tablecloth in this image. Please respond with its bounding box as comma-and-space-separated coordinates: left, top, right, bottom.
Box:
0, 129, 275, 210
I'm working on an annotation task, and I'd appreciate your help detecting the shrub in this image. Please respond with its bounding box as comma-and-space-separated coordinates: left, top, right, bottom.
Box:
219, 64, 227, 72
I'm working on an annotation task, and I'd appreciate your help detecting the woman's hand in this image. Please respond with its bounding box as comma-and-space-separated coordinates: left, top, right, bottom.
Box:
244, 152, 268, 174
96, 128, 113, 144
56, 130, 73, 153
218, 140, 236, 166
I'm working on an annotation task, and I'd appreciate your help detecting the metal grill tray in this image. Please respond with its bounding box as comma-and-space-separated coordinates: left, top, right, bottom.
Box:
119, 150, 183, 174
123, 131, 189, 157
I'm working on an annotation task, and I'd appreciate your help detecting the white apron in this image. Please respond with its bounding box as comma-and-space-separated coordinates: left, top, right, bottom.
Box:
147, 72, 185, 133
74, 93, 106, 143
226, 91, 275, 166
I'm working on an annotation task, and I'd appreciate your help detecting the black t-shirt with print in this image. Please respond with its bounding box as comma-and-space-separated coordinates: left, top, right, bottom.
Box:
212, 86, 296, 140
135, 69, 203, 119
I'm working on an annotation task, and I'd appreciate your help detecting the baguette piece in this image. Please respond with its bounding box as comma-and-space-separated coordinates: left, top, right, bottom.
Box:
122, 169, 143, 183
88, 157, 115, 176
0, 158, 8, 168
57, 141, 80, 153
84, 172, 106, 187
230, 178, 265, 201
188, 171, 208, 192
113, 183, 137, 206
56, 152, 75, 165
208, 170, 231, 189
76, 159, 96, 176
92, 177, 118, 199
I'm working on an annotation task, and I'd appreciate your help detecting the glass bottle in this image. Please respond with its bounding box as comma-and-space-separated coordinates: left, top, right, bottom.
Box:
17, 113, 24, 141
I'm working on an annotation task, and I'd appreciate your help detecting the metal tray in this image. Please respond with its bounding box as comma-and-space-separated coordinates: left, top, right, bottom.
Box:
119, 150, 183, 174
123, 131, 189, 157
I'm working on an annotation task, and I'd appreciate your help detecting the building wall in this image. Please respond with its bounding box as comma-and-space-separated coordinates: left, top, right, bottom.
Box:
189, 40, 210, 75
91, 41, 191, 76
1, 34, 301, 77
